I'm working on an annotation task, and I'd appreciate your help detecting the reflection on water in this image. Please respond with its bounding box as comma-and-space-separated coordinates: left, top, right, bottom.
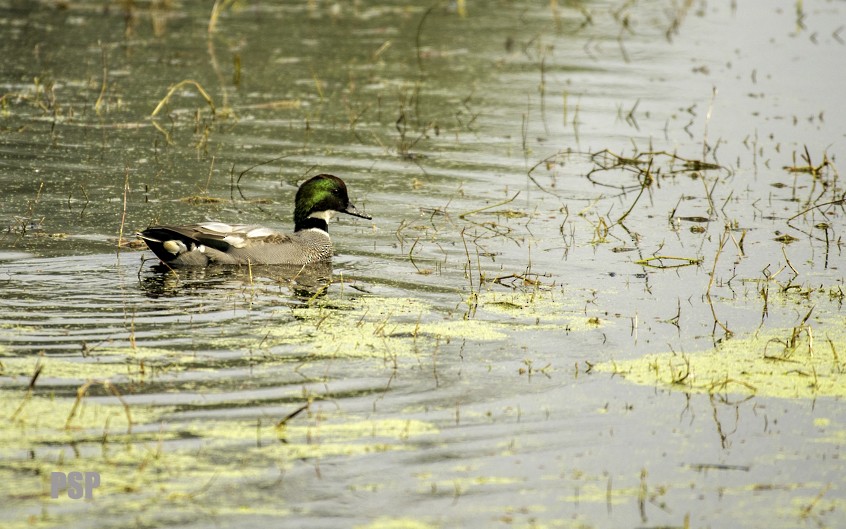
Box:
1, 1, 845, 529
139, 261, 333, 299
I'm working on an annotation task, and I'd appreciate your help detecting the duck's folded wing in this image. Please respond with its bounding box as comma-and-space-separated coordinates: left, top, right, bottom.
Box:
191, 223, 289, 250
138, 223, 292, 265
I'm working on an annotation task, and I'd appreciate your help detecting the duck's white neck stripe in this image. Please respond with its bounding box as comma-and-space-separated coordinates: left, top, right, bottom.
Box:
304, 227, 331, 238
308, 210, 335, 221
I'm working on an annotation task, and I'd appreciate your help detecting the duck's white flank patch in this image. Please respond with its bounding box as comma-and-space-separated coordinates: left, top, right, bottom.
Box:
308, 210, 335, 221
221, 234, 247, 248
163, 240, 187, 255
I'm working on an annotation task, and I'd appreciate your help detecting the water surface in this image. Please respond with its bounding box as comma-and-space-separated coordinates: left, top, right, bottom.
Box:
1, 1, 845, 528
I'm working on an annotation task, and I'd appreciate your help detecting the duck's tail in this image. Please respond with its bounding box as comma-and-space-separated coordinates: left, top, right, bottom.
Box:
137, 227, 210, 266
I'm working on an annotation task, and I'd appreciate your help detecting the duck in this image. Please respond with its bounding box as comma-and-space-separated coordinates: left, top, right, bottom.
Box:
138, 174, 371, 266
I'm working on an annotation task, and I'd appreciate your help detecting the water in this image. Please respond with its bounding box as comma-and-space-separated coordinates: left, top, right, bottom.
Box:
1, 1, 845, 528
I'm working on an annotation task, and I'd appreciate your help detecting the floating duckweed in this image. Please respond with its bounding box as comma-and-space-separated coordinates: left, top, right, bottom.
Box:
184, 417, 438, 444
0, 387, 438, 528
211, 506, 293, 518
559, 482, 640, 505
816, 428, 846, 445
410, 320, 507, 341
265, 315, 416, 359
417, 474, 523, 498
0, 349, 188, 382
596, 328, 846, 399
218, 293, 600, 362
305, 295, 431, 317
479, 290, 568, 316
305, 417, 439, 439
354, 517, 438, 529
478, 291, 606, 334
0, 355, 129, 381
0, 389, 167, 451
785, 494, 845, 521
96, 346, 196, 360
260, 296, 508, 360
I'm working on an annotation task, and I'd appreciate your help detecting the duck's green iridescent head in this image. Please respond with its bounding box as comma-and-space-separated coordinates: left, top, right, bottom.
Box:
294, 174, 371, 231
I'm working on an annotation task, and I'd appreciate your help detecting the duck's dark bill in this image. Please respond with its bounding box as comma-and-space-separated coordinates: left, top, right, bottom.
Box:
343, 203, 372, 220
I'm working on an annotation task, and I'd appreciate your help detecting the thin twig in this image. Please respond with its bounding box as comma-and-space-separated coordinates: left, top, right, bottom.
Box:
117, 168, 129, 254
458, 192, 520, 219
151, 79, 216, 117
706, 229, 732, 337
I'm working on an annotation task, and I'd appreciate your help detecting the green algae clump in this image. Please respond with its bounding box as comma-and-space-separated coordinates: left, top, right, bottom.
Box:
596, 327, 846, 399
259, 296, 508, 360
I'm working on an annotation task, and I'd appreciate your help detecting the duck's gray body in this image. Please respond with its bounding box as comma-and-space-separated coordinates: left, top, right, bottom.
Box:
138, 174, 370, 267
139, 223, 334, 266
